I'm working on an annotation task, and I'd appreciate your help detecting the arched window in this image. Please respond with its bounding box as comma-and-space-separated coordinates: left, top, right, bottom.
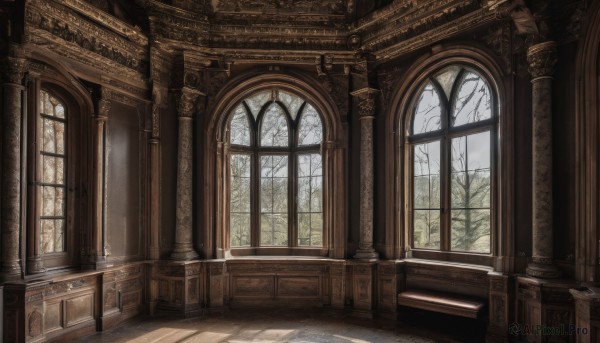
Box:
228, 89, 323, 250
39, 89, 68, 255
408, 65, 496, 255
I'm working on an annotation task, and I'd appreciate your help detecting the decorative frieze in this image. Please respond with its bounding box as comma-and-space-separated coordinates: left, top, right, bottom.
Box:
25, 0, 147, 73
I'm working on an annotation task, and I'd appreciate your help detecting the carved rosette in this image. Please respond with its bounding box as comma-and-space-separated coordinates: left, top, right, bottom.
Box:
526, 41, 557, 80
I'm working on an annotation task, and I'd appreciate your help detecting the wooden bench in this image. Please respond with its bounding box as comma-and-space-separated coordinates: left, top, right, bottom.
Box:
398, 289, 486, 319
397, 260, 491, 320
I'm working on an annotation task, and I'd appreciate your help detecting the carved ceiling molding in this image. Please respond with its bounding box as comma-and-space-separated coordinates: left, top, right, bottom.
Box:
211, 0, 352, 16
25, 0, 148, 74
150, 47, 173, 87
209, 50, 356, 66
148, 14, 209, 49
375, 8, 498, 62
100, 76, 149, 102
59, 0, 148, 46
357, 0, 482, 53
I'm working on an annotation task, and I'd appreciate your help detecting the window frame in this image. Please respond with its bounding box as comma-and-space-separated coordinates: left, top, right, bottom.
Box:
405, 64, 499, 265
226, 89, 325, 256
27, 81, 82, 271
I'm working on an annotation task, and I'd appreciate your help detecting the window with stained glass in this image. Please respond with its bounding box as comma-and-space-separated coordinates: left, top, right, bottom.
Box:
228, 89, 323, 249
409, 66, 495, 254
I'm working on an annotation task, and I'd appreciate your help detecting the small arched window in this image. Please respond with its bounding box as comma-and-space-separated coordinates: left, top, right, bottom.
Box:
228, 89, 324, 249
408, 65, 496, 255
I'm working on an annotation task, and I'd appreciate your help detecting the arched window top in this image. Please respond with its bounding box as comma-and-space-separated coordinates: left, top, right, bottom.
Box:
230, 104, 251, 146
410, 65, 494, 136
227, 88, 324, 148
40, 89, 65, 119
412, 82, 442, 135
260, 103, 289, 147
298, 103, 323, 146
451, 71, 492, 127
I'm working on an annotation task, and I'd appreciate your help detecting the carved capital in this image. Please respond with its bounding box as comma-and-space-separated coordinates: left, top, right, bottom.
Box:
351, 88, 379, 119
98, 99, 111, 117
177, 87, 204, 118
2, 57, 28, 85
527, 41, 557, 79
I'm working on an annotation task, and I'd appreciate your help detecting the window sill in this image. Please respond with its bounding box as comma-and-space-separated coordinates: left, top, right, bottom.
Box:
406, 250, 494, 267
228, 247, 329, 257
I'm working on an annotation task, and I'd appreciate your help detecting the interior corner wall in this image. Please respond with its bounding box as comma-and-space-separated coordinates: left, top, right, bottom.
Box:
513, 71, 533, 273
105, 101, 142, 260
160, 97, 178, 259
553, 41, 578, 276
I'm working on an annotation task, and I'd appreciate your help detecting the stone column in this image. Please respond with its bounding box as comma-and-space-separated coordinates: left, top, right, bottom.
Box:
1, 55, 27, 277
148, 101, 161, 260
351, 88, 379, 260
93, 99, 109, 262
171, 88, 201, 260
526, 41, 561, 279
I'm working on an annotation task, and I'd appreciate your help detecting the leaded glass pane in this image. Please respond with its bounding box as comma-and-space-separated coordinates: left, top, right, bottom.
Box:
230, 154, 251, 247
260, 104, 289, 147
434, 65, 461, 99
260, 155, 289, 246
452, 71, 492, 127
230, 105, 251, 146
297, 153, 322, 247
39, 90, 67, 255
298, 104, 323, 146
413, 141, 441, 250
413, 210, 440, 249
450, 131, 491, 253
278, 91, 304, 120
244, 91, 271, 118
412, 83, 442, 134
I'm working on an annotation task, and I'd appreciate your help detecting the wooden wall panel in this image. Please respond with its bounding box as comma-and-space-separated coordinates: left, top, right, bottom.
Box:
105, 102, 142, 260
64, 293, 94, 328
232, 276, 274, 298
277, 277, 320, 298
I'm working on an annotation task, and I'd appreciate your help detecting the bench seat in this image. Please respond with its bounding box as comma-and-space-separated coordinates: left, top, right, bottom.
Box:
398, 289, 486, 319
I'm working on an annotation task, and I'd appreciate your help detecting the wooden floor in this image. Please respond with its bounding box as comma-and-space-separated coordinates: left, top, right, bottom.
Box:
73, 309, 486, 343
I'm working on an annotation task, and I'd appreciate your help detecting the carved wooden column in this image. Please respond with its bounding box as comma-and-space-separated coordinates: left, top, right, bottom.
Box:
1, 55, 27, 277
525, 41, 561, 279
149, 87, 163, 260
171, 87, 201, 260
26, 76, 44, 274
351, 88, 379, 260
92, 99, 109, 263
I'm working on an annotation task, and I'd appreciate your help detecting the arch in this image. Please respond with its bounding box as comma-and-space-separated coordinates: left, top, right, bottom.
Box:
207, 71, 341, 145
24, 55, 95, 272
384, 44, 511, 270
575, 0, 600, 283
202, 70, 346, 259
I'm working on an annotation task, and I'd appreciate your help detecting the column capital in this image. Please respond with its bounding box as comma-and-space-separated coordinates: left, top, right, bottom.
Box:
527, 41, 557, 80
98, 98, 111, 117
351, 88, 379, 119
177, 86, 205, 118
2, 56, 28, 85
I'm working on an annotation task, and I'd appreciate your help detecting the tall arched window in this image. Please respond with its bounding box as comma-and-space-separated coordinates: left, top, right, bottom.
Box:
39, 89, 68, 255
408, 65, 496, 255
228, 89, 323, 250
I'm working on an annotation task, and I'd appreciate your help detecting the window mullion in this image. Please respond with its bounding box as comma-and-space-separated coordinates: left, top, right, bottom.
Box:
441, 125, 451, 252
